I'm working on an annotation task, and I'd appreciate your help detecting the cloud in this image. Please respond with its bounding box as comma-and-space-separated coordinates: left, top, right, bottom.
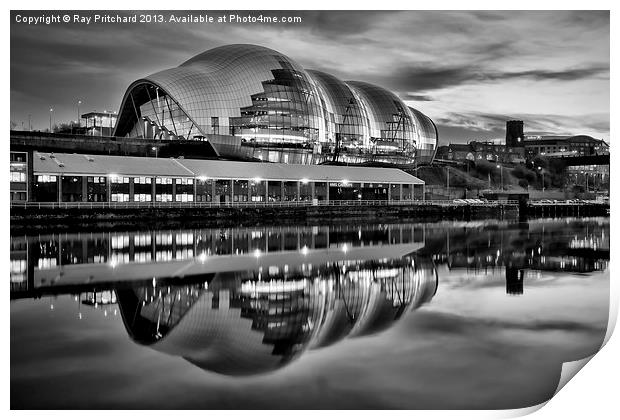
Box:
302, 10, 398, 38
364, 64, 609, 94
400, 94, 434, 102
410, 310, 604, 335
9, 10, 609, 142
434, 111, 610, 143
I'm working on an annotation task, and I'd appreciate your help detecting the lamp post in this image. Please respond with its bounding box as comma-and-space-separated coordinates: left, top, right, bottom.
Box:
446, 166, 450, 198
581, 171, 589, 192
49, 108, 54, 132
538, 166, 545, 192
77, 100, 82, 127
496, 164, 503, 190
152, 146, 158, 158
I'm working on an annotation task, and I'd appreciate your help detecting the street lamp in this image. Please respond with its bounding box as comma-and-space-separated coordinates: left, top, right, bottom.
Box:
496, 164, 503, 190
49, 108, 54, 132
152, 146, 158, 158
77, 100, 82, 126
538, 166, 545, 192
581, 171, 589, 192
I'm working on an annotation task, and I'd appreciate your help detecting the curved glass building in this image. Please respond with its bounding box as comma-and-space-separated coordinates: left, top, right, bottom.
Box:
114, 44, 438, 165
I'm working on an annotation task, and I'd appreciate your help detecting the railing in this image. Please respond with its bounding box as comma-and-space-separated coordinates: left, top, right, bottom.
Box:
10, 199, 520, 210
529, 200, 608, 206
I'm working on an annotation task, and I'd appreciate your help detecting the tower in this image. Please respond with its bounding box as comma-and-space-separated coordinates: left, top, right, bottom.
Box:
506, 120, 524, 147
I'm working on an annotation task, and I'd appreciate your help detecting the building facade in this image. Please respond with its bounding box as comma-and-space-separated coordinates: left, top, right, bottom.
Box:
113, 44, 438, 165
81, 111, 118, 137
436, 141, 525, 164
523, 135, 609, 157
16, 151, 424, 203
10, 151, 29, 202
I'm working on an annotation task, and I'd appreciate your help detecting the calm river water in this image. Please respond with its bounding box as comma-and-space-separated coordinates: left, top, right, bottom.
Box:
10, 217, 609, 409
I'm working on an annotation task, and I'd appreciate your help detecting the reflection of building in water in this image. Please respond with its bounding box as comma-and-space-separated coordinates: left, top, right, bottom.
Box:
505, 267, 524, 296
10, 236, 28, 292
115, 257, 437, 376
10, 224, 425, 295
81, 290, 117, 307
9, 220, 609, 299
9, 220, 609, 376
422, 220, 608, 285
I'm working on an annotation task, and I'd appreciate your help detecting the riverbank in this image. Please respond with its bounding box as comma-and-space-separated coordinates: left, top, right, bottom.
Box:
10, 201, 518, 233
10, 200, 609, 234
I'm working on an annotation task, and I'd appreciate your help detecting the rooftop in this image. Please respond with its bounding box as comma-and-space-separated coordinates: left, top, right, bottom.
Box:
33, 152, 424, 185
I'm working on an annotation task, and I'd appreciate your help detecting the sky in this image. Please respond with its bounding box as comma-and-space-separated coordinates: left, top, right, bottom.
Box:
10, 10, 610, 143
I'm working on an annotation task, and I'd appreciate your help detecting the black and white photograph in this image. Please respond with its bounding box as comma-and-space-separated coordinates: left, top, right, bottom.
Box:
8, 5, 614, 413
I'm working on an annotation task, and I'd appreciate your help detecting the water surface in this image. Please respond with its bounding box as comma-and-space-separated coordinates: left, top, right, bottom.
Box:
10, 218, 609, 409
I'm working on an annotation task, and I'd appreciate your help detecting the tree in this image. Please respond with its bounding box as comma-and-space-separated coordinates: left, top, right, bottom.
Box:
53, 122, 74, 133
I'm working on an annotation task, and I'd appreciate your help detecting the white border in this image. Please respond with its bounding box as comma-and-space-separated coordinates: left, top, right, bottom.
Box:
4, 1, 617, 418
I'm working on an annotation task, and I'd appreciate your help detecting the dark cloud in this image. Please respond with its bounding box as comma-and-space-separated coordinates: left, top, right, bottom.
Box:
435, 111, 610, 143
302, 10, 399, 38
366, 64, 608, 93
469, 11, 509, 22
564, 10, 610, 27
494, 66, 609, 82
400, 94, 434, 102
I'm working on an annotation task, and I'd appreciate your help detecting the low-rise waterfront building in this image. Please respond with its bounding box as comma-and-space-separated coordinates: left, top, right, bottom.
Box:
16, 151, 424, 203
10, 151, 29, 202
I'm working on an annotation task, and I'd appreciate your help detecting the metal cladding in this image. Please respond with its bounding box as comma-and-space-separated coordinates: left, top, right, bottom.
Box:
114, 44, 438, 164
115, 257, 438, 376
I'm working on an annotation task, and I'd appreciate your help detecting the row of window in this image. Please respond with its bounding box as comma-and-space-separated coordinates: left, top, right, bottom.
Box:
34, 175, 413, 188
37, 175, 57, 183
10, 191, 27, 201
38, 175, 196, 185
10, 172, 27, 182
10, 152, 27, 163
87, 176, 107, 183
109, 193, 197, 202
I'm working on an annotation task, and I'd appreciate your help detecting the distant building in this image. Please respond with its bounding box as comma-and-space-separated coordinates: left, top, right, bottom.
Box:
435, 141, 525, 164
10, 151, 28, 202
81, 111, 118, 137
523, 135, 609, 157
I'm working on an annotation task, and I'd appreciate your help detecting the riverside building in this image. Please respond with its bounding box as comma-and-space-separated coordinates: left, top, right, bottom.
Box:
21, 152, 424, 203
113, 44, 438, 165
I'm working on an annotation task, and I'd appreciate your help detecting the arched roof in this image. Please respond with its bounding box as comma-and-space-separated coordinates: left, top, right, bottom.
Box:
345, 80, 418, 145
114, 44, 438, 160
115, 44, 324, 140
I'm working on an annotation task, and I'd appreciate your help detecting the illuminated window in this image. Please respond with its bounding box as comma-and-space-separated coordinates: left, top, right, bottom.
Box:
10, 172, 26, 182
36, 175, 57, 183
